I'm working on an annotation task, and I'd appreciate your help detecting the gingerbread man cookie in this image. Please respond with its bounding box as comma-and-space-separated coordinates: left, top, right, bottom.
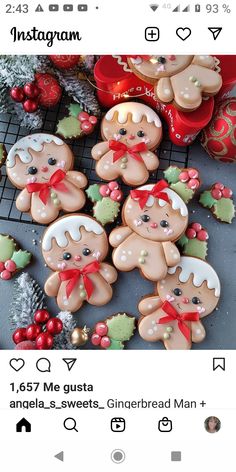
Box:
128, 55, 222, 112
42, 214, 118, 313
92, 102, 162, 186
6, 134, 87, 224
109, 180, 188, 281
138, 256, 220, 350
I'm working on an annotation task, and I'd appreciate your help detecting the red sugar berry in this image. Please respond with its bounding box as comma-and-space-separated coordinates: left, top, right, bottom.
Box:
100, 336, 111, 349
4, 260, 16, 273
46, 317, 63, 335
0, 262, 5, 272
78, 111, 90, 122
191, 222, 202, 232
13, 328, 27, 344
108, 181, 119, 191
0, 269, 12, 280
197, 229, 209, 241
36, 332, 54, 350
23, 99, 38, 113
91, 333, 101, 346
222, 187, 233, 198
23, 82, 40, 99
81, 120, 93, 133
34, 309, 50, 324
179, 171, 189, 183
186, 228, 197, 239
99, 184, 110, 197
89, 116, 98, 125
95, 322, 108, 337
10, 86, 25, 103
15, 340, 36, 350
188, 168, 199, 179
211, 188, 222, 200
187, 178, 200, 190
26, 324, 42, 341
214, 182, 224, 191
110, 189, 123, 202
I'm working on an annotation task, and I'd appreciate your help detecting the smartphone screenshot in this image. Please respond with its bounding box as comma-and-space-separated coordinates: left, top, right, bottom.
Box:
0, 0, 235, 470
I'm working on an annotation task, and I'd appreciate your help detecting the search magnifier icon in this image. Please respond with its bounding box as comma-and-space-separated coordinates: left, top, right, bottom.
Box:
63, 417, 78, 432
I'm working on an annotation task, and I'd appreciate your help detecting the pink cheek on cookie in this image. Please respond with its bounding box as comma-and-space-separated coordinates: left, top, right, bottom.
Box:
92, 251, 101, 259
197, 306, 206, 314
142, 137, 150, 144
150, 222, 158, 229
75, 255, 81, 262
157, 64, 165, 72
134, 219, 142, 227
27, 176, 37, 184
166, 294, 175, 302
163, 227, 174, 236
58, 262, 67, 270
113, 133, 121, 141
57, 160, 65, 168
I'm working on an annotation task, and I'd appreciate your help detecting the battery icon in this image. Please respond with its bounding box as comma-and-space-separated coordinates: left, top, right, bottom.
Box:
195, 4, 201, 12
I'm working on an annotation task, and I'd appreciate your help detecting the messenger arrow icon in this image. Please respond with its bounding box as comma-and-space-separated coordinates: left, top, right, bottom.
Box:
63, 358, 77, 371
208, 27, 222, 40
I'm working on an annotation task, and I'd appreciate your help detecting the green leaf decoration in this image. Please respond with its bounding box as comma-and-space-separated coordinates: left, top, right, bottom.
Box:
170, 182, 194, 203
164, 166, 181, 184
199, 190, 217, 209
68, 103, 83, 118
107, 313, 136, 342
93, 198, 120, 226
86, 184, 103, 203
0, 234, 15, 262
177, 234, 189, 248
56, 116, 81, 139
213, 198, 235, 223
11, 250, 32, 269
182, 239, 208, 260
107, 339, 124, 350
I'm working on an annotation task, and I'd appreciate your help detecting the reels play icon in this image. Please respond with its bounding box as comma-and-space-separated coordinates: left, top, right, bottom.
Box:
111, 417, 126, 432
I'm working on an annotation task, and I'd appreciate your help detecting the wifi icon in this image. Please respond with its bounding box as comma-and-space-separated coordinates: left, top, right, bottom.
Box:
149, 4, 159, 11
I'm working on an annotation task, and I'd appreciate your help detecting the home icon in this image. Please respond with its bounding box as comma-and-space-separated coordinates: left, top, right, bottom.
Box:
16, 418, 31, 433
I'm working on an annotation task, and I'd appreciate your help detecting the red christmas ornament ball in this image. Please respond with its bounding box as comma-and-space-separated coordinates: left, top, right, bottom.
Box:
23, 99, 38, 113
26, 324, 42, 341
35, 73, 62, 108
201, 98, 236, 163
46, 317, 63, 335
49, 55, 80, 69
13, 328, 27, 344
10, 86, 25, 103
15, 340, 36, 350
23, 82, 40, 99
36, 332, 54, 350
34, 309, 50, 324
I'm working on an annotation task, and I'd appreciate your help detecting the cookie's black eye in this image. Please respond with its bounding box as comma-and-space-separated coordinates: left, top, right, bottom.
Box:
158, 56, 166, 64
119, 128, 127, 135
63, 252, 72, 260
82, 248, 91, 256
28, 166, 38, 175
192, 297, 201, 305
173, 288, 182, 296
137, 130, 145, 137
48, 157, 57, 165
141, 214, 150, 222
160, 220, 169, 227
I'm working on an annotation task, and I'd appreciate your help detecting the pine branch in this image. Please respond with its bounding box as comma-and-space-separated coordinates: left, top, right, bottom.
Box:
10, 273, 46, 330
0, 55, 48, 87
12, 103, 43, 129
53, 311, 77, 350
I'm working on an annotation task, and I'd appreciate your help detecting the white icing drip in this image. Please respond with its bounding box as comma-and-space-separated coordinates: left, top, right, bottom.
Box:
112, 55, 132, 73
42, 215, 104, 251
105, 102, 162, 128
7, 133, 64, 168
168, 256, 221, 297
133, 184, 188, 217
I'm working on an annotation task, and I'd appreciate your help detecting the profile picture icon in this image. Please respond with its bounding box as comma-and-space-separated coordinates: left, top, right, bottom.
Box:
204, 416, 221, 433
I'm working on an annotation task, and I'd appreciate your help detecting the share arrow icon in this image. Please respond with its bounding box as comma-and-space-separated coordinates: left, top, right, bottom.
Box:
208, 27, 222, 40
63, 358, 77, 371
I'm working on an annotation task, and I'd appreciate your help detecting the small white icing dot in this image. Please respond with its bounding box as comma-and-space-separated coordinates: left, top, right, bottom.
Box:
19, 196, 24, 201
160, 285, 164, 289
148, 304, 153, 309
103, 165, 109, 170
151, 320, 155, 325
161, 280, 166, 284
116, 234, 122, 240
173, 254, 179, 260
196, 329, 202, 335
12, 172, 17, 177
37, 209, 41, 213
128, 250, 132, 255
127, 204, 132, 209
41, 213, 47, 218
97, 151, 102, 156
76, 176, 81, 181
63, 301, 69, 306
16, 177, 21, 181
164, 88, 171, 95
184, 87, 189, 91
184, 94, 190, 99
122, 250, 126, 254
121, 255, 127, 262
170, 249, 174, 253
148, 329, 154, 335
153, 326, 158, 332
47, 257, 52, 262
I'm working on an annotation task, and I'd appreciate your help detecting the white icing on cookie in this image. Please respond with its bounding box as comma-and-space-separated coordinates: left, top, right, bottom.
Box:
112, 55, 132, 73
134, 184, 188, 217
168, 256, 221, 297
105, 102, 162, 128
7, 133, 64, 168
42, 215, 104, 251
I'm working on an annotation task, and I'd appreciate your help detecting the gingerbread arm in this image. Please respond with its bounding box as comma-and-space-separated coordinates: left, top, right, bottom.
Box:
16, 188, 32, 212
109, 226, 133, 248
191, 321, 206, 343
44, 272, 61, 297
99, 262, 118, 284
66, 171, 88, 189
156, 77, 174, 103
91, 142, 110, 161
162, 242, 180, 267
138, 295, 162, 316
140, 151, 160, 171
192, 55, 215, 69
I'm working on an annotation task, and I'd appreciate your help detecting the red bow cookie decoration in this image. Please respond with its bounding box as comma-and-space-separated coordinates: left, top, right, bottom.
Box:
109, 140, 147, 163
59, 261, 100, 299
158, 300, 200, 342
130, 180, 170, 209
26, 169, 68, 205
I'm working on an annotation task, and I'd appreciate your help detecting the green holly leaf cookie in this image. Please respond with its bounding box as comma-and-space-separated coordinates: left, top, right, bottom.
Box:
86, 184, 103, 203
107, 313, 136, 342
0, 234, 16, 262
177, 234, 189, 248
213, 198, 235, 224
68, 103, 83, 117
170, 181, 194, 203
93, 198, 120, 226
107, 339, 124, 350
199, 191, 217, 209
182, 239, 208, 260
11, 250, 32, 269
56, 116, 82, 139
164, 166, 181, 184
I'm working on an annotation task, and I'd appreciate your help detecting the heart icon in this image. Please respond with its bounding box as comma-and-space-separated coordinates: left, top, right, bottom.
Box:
10, 358, 25, 372
176, 27, 192, 41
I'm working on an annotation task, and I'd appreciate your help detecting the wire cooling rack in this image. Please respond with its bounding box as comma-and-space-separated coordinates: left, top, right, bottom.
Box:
0, 94, 189, 225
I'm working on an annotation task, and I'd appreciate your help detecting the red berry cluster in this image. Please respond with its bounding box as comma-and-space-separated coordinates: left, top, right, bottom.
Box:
99, 181, 123, 202
0, 259, 16, 280
211, 182, 233, 200
91, 322, 111, 348
179, 168, 200, 190
12, 310, 63, 350
186, 223, 209, 241
10, 82, 41, 113
78, 111, 98, 134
